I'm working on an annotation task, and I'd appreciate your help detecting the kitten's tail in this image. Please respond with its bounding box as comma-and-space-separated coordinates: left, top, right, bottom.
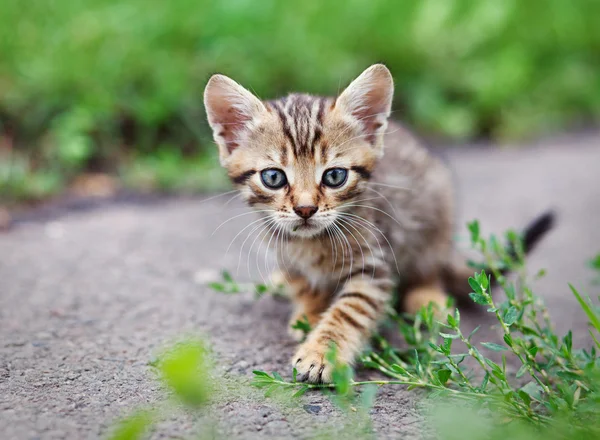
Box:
442, 211, 556, 305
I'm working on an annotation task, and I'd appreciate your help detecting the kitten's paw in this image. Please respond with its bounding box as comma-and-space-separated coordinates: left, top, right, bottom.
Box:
291, 341, 333, 383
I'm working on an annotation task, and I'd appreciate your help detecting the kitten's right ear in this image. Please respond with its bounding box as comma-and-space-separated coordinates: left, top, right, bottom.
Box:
204, 74, 267, 162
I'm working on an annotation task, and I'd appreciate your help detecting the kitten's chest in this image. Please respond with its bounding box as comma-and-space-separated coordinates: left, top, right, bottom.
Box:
279, 239, 335, 288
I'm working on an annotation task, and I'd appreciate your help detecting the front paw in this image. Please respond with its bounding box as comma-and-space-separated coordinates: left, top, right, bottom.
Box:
291, 340, 334, 383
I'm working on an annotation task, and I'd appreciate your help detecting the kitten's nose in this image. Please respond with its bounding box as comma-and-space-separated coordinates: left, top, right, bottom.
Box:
294, 205, 318, 219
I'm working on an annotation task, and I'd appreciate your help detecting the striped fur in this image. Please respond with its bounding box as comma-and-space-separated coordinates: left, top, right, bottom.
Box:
204, 64, 553, 383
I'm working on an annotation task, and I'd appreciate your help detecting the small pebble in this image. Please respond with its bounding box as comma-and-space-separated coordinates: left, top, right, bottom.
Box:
303, 404, 321, 415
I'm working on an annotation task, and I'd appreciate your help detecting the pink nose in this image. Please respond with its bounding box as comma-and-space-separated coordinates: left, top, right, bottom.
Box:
294, 205, 318, 219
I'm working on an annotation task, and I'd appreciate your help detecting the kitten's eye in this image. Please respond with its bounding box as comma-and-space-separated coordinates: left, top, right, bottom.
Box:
322, 168, 348, 188
260, 168, 287, 189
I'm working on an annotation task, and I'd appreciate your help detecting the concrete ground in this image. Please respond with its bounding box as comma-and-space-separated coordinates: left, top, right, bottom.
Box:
1, 134, 599, 439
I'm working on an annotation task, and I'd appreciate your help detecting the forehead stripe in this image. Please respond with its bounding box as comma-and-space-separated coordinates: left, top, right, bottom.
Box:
271, 101, 298, 157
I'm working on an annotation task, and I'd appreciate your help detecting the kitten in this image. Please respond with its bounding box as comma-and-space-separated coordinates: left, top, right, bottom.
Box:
203, 64, 554, 383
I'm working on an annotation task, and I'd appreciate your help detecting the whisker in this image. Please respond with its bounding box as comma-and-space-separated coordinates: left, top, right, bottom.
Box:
223, 192, 245, 206
238, 217, 276, 276
264, 219, 281, 278
338, 215, 385, 263
198, 189, 239, 205
339, 204, 401, 227
364, 187, 398, 216
337, 217, 377, 280
332, 223, 353, 291
225, 216, 269, 257
336, 218, 367, 279
338, 212, 400, 275
212, 209, 276, 235
254, 220, 279, 285
366, 182, 412, 192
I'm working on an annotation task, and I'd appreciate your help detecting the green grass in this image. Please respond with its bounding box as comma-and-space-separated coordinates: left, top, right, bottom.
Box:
2, 0, 600, 202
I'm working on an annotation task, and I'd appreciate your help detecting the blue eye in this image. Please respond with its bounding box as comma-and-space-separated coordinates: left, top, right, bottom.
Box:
260, 168, 287, 189
322, 168, 348, 188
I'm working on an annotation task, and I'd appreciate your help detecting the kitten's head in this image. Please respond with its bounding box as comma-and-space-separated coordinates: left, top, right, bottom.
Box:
204, 64, 394, 238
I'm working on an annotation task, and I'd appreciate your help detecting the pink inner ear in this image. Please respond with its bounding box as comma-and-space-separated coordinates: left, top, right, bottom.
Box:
213, 106, 252, 153
354, 100, 386, 145
205, 74, 266, 155
337, 68, 393, 145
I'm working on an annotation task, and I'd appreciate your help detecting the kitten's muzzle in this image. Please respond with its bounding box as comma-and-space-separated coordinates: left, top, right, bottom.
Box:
294, 205, 318, 219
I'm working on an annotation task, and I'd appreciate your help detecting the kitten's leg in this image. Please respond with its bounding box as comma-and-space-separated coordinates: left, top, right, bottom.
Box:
271, 270, 332, 341
292, 278, 391, 383
402, 280, 449, 315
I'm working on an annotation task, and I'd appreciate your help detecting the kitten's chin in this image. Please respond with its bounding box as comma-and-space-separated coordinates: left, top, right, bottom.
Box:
287, 222, 326, 239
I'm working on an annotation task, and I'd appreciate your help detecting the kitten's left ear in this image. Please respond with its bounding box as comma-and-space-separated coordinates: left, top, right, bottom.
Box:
335, 64, 394, 147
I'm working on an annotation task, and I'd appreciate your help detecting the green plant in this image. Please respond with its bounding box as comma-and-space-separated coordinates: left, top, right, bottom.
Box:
107, 339, 212, 440
210, 223, 600, 435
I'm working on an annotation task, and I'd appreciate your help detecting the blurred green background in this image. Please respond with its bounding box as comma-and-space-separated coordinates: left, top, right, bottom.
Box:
1, 0, 599, 203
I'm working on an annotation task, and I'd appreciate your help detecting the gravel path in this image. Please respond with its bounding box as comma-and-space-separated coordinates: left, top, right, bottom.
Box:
1, 134, 599, 439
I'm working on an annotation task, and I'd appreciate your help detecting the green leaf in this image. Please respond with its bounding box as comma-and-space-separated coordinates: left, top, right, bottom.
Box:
468, 277, 483, 294
480, 273, 489, 290
413, 350, 422, 377
563, 331, 573, 354
292, 367, 298, 383
272, 371, 283, 382
503, 334, 513, 347
469, 293, 488, 305
440, 332, 460, 339
108, 410, 154, 440
254, 284, 268, 296
207, 282, 226, 292
516, 364, 528, 378
570, 284, 600, 333
442, 337, 453, 355
292, 385, 309, 398
480, 372, 490, 391
467, 325, 481, 341
391, 364, 408, 376
428, 342, 445, 354
503, 306, 518, 326
222, 270, 234, 283
481, 342, 507, 352
291, 316, 312, 337
588, 253, 600, 271
446, 313, 456, 327
520, 382, 543, 401
467, 220, 480, 244
252, 370, 273, 379
159, 341, 210, 407
518, 390, 532, 407
437, 369, 452, 385
264, 384, 279, 397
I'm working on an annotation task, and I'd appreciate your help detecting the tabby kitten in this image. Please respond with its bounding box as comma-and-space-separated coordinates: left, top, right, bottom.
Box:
203, 64, 553, 383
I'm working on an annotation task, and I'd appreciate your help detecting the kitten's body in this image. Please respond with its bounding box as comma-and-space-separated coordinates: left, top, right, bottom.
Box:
204, 65, 552, 383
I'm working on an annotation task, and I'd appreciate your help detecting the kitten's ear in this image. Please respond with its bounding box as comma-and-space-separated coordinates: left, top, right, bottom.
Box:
204, 74, 267, 162
335, 64, 394, 146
